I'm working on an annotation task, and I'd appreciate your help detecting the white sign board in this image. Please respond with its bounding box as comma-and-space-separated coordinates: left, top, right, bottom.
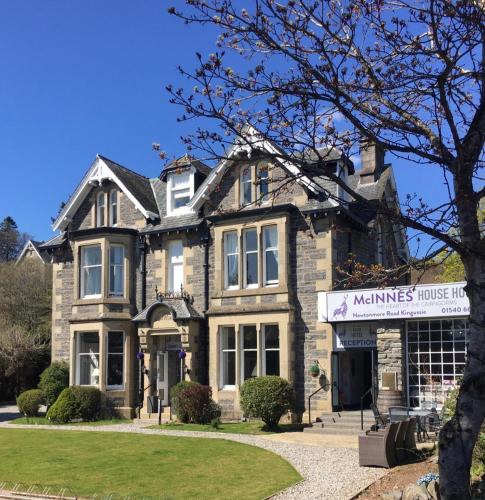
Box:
319, 282, 468, 323
334, 323, 376, 350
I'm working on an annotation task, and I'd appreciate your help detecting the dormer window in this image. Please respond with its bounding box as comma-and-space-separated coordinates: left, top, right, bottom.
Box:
167, 169, 193, 215
96, 193, 105, 227
241, 167, 252, 205
109, 190, 118, 226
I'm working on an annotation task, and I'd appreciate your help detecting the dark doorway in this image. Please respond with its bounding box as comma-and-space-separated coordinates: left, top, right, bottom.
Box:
332, 350, 376, 411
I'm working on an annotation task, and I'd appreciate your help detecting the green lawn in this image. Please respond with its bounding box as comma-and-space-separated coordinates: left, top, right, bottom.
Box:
151, 421, 305, 435
0, 429, 301, 499
10, 417, 131, 426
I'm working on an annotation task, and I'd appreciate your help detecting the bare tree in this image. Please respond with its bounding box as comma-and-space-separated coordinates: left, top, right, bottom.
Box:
167, 1, 485, 497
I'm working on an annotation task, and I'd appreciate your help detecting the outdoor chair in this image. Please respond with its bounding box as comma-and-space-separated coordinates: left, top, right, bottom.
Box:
394, 419, 410, 463
425, 408, 442, 438
404, 417, 419, 460
370, 403, 388, 431
388, 406, 410, 422
359, 422, 399, 468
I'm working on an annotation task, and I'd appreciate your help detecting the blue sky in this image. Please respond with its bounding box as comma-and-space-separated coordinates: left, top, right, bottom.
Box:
0, 1, 445, 255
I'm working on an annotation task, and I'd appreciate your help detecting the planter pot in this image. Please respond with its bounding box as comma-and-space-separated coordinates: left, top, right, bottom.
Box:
309, 370, 320, 378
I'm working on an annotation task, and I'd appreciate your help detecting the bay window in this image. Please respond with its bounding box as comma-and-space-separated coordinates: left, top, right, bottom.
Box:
107, 331, 124, 388
224, 231, 239, 289
241, 325, 258, 381
220, 326, 236, 388
77, 332, 100, 386
109, 245, 124, 297
263, 226, 279, 285
109, 190, 118, 226
80, 245, 102, 298
96, 192, 105, 227
168, 240, 184, 292
262, 325, 280, 376
243, 229, 258, 288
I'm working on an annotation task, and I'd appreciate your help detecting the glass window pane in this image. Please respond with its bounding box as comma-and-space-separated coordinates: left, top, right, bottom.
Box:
222, 327, 235, 350
79, 332, 99, 353
244, 229, 257, 252
84, 266, 101, 296
82, 246, 101, 266
241, 167, 252, 204
264, 325, 279, 349
173, 192, 190, 208
225, 232, 237, 254
243, 326, 257, 349
265, 250, 278, 282
266, 351, 280, 376
246, 253, 258, 286
227, 255, 238, 287
80, 355, 100, 385
108, 332, 123, 353
223, 352, 236, 386
243, 351, 258, 380
264, 226, 278, 249
107, 355, 123, 387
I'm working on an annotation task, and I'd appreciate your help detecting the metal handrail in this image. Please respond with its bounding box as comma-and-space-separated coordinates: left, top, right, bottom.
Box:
308, 386, 326, 426
360, 386, 373, 430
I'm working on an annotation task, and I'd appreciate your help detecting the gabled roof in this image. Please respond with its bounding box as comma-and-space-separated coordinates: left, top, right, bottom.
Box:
132, 298, 203, 323
16, 240, 50, 264
188, 124, 326, 211
52, 155, 159, 231
159, 154, 211, 180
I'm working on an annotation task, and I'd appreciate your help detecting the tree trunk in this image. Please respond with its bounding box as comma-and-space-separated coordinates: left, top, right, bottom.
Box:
439, 263, 485, 499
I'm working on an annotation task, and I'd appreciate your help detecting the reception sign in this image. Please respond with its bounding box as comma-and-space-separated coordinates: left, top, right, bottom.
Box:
334, 322, 377, 350
318, 282, 468, 322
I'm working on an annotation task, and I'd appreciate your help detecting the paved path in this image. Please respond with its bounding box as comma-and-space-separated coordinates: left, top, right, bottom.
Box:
0, 406, 386, 499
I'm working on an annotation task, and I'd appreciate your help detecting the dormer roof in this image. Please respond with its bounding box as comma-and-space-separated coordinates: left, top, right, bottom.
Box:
52, 155, 159, 231
159, 154, 211, 181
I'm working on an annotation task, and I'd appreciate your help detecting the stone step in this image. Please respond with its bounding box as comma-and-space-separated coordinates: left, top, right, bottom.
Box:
303, 425, 365, 436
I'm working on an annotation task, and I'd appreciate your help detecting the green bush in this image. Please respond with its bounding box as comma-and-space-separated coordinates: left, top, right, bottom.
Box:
443, 387, 485, 478
46, 386, 102, 424
38, 362, 69, 408
171, 380, 200, 419
16, 389, 44, 417
46, 388, 77, 423
177, 385, 221, 424
240, 376, 295, 429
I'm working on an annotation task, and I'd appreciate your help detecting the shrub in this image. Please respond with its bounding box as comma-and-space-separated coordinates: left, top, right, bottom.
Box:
46, 388, 77, 423
171, 380, 200, 418
240, 376, 295, 429
38, 362, 69, 408
17, 389, 44, 417
177, 385, 221, 424
46, 386, 102, 424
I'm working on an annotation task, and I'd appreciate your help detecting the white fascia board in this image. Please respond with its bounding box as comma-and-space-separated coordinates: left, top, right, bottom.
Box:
16, 241, 44, 264
52, 156, 157, 231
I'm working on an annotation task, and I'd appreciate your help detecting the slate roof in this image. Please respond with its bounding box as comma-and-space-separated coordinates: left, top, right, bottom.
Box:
38, 233, 66, 249
296, 147, 355, 174
98, 155, 159, 215
132, 298, 203, 323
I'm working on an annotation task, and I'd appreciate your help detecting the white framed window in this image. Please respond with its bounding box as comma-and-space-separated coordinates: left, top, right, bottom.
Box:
262, 324, 280, 376
167, 170, 192, 214
243, 228, 258, 288
220, 326, 236, 389
80, 245, 102, 298
109, 245, 124, 297
241, 325, 258, 382
76, 332, 100, 386
106, 331, 124, 389
224, 231, 239, 289
263, 226, 279, 285
168, 240, 184, 292
96, 192, 105, 227
257, 165, 269, 202
240, 166, 253, 205
109, 190, 118, 226
407, 318, 468, 408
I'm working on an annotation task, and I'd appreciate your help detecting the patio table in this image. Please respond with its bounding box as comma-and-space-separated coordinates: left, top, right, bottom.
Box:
409, 409, 434, 442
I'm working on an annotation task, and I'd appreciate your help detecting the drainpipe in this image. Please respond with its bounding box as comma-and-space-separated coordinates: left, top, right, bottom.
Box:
135, 235, 147, 415
201, 226, 211, 385
138, 235, 147, 310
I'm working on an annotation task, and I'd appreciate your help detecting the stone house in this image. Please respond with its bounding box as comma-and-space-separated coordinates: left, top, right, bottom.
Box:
40, 127, 408, 419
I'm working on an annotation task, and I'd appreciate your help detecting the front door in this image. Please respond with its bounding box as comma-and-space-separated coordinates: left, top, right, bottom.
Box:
157, 351, 169, 406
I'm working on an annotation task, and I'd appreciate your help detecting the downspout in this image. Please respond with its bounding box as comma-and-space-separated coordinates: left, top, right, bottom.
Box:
135, 234, 147, 414
201, 225, 211, 385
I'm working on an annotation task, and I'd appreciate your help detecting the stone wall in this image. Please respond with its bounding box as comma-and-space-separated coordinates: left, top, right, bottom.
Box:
376, 323, 406, 392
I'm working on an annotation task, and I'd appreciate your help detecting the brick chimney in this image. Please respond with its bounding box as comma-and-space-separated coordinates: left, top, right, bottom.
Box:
359, 138, 385, 184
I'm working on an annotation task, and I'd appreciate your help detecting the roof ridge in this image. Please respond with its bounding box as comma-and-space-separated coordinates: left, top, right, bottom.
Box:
97, 154, 150, 180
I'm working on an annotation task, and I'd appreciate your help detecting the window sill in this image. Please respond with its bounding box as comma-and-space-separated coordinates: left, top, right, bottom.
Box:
106, 386, 125, 392
213, 285, 287, 298
73, 297, 131, 306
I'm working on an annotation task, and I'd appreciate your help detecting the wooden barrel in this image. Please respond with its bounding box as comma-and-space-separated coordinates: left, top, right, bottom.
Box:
377, 390, 404, 413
